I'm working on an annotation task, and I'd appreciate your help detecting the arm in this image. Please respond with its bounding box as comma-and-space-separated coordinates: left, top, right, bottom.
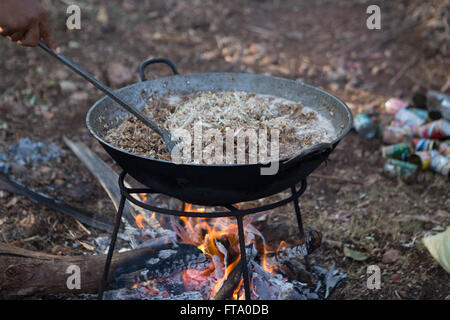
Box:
0, 0, 57, 51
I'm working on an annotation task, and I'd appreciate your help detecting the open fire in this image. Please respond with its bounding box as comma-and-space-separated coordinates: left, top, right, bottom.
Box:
103, 197, 344, 301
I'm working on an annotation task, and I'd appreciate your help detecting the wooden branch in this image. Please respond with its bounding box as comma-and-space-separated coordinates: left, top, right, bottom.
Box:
274, 230, 322, 261
213, 245, 258, 300
63, 137, 135, 226
112, 243, 209, 289
0, 173, 116, 233
213, 259, 243, 300
0, 242, 203, 299
63, 137, 171, 237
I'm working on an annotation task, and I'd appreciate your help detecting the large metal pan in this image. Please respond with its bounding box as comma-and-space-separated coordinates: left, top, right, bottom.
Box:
86, 59, 352, 206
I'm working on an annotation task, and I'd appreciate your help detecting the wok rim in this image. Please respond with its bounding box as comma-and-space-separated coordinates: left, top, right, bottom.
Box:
86, 72, 353, 168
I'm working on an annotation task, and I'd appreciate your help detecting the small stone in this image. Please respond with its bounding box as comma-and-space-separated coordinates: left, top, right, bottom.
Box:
306, 66, 318, 77
242, 55, 257, 65
0, 190, 9, 198
2, 101, 28, 117
382, 249, 400, 264
329, 82, 340, 92
248, 43, 265, 55
53, 69, 69, 80
54, 178, 65, 185
59, 80, 77, 93
106, 62, 134, 88
51, 245, 65, 255
19, 214, 35, 228
391, 273, 401, 282
371, 65, 380, 75
6, 196, 20, 208
69, 91, 89, 104
41, 110, 54, 120
96, 6, 109, 24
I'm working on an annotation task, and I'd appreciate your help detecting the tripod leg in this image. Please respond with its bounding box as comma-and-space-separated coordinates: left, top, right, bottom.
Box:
236, 215, 251, 300
291, 185, 311, 270
98, 195, 126, 299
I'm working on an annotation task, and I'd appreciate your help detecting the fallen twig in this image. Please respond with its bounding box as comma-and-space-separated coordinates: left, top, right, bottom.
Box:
309, 173, 362, 184
0, 173, 117, 233
388, 54, 419, 87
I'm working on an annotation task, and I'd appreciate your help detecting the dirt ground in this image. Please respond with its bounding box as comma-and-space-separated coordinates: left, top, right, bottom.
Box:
0, 0, 449, 299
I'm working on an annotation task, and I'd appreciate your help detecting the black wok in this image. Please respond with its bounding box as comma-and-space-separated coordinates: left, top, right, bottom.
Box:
86, 60, 352, 206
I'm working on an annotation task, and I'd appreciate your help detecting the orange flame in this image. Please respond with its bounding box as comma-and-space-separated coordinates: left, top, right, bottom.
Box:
177, 203, 256, 299
135, 213, 144, 229
133, 200, 281, 300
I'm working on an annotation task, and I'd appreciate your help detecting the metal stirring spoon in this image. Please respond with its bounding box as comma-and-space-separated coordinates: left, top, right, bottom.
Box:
38, 41, 176, 153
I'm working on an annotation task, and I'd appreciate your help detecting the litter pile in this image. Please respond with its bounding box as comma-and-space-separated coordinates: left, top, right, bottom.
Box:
354, 91, 450, 182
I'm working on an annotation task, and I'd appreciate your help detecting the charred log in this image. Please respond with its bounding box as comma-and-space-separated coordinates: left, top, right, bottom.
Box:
0, 242, 204, 299
271, 230, 322, 261
111, 243, 209, 289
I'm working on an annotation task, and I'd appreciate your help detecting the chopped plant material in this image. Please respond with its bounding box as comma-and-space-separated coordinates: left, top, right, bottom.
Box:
104, 91, 336, 164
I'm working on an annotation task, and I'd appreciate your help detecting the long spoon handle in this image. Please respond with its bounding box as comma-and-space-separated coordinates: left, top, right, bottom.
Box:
38, 41, 167, 139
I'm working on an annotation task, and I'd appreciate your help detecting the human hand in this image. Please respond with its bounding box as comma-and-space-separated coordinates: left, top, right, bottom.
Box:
0, 0, 58, 52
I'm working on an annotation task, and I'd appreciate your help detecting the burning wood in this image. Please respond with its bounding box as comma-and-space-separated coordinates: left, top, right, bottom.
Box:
272, 230, 322, 261
0, 242, 202, 299
213, 258, 244, 300
209, 231, 322, 300
110, 243, 209, 290
163, 204, 328, 300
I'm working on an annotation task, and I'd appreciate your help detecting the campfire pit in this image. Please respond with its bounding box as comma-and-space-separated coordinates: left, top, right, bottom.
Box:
98, 171, 321, 300
87, 59, 352, 300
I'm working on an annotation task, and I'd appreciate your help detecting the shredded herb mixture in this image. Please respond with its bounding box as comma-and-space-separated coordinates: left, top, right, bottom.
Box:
103, 91, 336, 164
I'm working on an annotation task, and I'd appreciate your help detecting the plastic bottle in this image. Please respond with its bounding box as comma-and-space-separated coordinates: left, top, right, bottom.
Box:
353, 113, 376, 139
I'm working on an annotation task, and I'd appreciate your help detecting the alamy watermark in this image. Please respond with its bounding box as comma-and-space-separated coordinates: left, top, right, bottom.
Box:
66, 4, 81, 30
366, 5, 381, 30
169, 121, 280, 175
367, 265, 381, 290
66, 264, 81, 290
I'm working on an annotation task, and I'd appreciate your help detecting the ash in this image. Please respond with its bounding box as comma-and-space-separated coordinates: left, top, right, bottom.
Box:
0, 138, 64, 174
99, 243, 346, 300
103, 288, 203, 300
